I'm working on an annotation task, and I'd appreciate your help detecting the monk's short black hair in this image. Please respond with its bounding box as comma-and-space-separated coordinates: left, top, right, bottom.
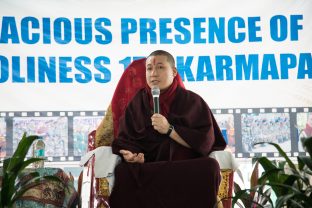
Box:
147, 50, 175, 68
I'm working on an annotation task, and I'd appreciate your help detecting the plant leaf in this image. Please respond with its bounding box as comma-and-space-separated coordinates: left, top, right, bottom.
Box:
232, 185, 274, 208
250, 161, 259, 188
250, 161, 259, 200
298, 156, 312, 171
235, 168, 245, 185
258, 188, 271, 205
232, 189, 251, 207
275, 193, 296, 208
302, 137, 312, 157
0, 133, 40, 206
7, 133, 39, 173
234, 182, 242, 193
255, 142, 297, 172
15, 172, 40, 190
16, 158, 45, 176
255, 157, 280, 189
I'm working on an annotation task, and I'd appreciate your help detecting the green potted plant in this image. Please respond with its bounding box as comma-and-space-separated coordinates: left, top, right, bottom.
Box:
232, 136, 312, 208
232, 162, 272, 208
0, 133, 63, 207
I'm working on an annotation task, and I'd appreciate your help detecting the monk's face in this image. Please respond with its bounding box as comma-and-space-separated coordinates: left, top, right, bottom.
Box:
146, 55, 177, 91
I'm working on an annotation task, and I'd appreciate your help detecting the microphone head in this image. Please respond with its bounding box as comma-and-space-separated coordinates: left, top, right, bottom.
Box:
151, 86, 160, 97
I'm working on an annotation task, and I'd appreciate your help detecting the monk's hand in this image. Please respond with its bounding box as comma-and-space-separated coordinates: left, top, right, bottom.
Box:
120, 149, 145, 163
151, 113, 170, 134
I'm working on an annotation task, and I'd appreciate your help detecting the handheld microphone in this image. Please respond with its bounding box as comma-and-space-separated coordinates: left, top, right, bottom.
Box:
151, 86, 160, 114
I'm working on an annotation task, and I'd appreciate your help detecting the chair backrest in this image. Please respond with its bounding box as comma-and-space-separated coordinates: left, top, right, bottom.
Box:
111, 58, 147, 138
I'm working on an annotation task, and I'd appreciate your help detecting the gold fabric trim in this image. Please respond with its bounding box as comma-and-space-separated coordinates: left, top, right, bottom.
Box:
95, 104, 114, 147
98, 178, 110, 198
218, 169, 232, 200
216, 196, 224, 208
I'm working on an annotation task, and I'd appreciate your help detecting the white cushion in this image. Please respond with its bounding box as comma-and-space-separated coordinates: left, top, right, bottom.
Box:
209, 150, 239, 171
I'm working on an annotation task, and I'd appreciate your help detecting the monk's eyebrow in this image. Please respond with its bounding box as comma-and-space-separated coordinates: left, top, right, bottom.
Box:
146, 62, 164, 67
155, 62, 164, 66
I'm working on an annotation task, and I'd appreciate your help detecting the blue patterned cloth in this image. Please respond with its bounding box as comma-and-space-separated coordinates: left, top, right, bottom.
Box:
1, 167, 79, 208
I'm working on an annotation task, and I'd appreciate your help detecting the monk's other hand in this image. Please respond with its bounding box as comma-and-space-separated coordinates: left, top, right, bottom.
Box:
120, 149, 145, 163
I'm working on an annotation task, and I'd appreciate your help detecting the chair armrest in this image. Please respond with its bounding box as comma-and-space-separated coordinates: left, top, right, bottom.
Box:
80, 146, 121, 178
209, 150, 239, 171
209, 150, 238, 208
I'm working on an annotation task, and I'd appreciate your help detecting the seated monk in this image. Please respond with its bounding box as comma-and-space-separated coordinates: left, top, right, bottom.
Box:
109, 50, 226, 208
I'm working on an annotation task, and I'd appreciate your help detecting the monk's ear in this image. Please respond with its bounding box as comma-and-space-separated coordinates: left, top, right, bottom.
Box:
172, 67, 178, 77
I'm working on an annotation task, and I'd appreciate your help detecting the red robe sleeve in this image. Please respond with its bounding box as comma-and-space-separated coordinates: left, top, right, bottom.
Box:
170, 87, 226, 156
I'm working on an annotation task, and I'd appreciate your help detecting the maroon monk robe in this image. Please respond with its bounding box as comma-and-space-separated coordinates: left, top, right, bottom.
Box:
110, 85, 226, 208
